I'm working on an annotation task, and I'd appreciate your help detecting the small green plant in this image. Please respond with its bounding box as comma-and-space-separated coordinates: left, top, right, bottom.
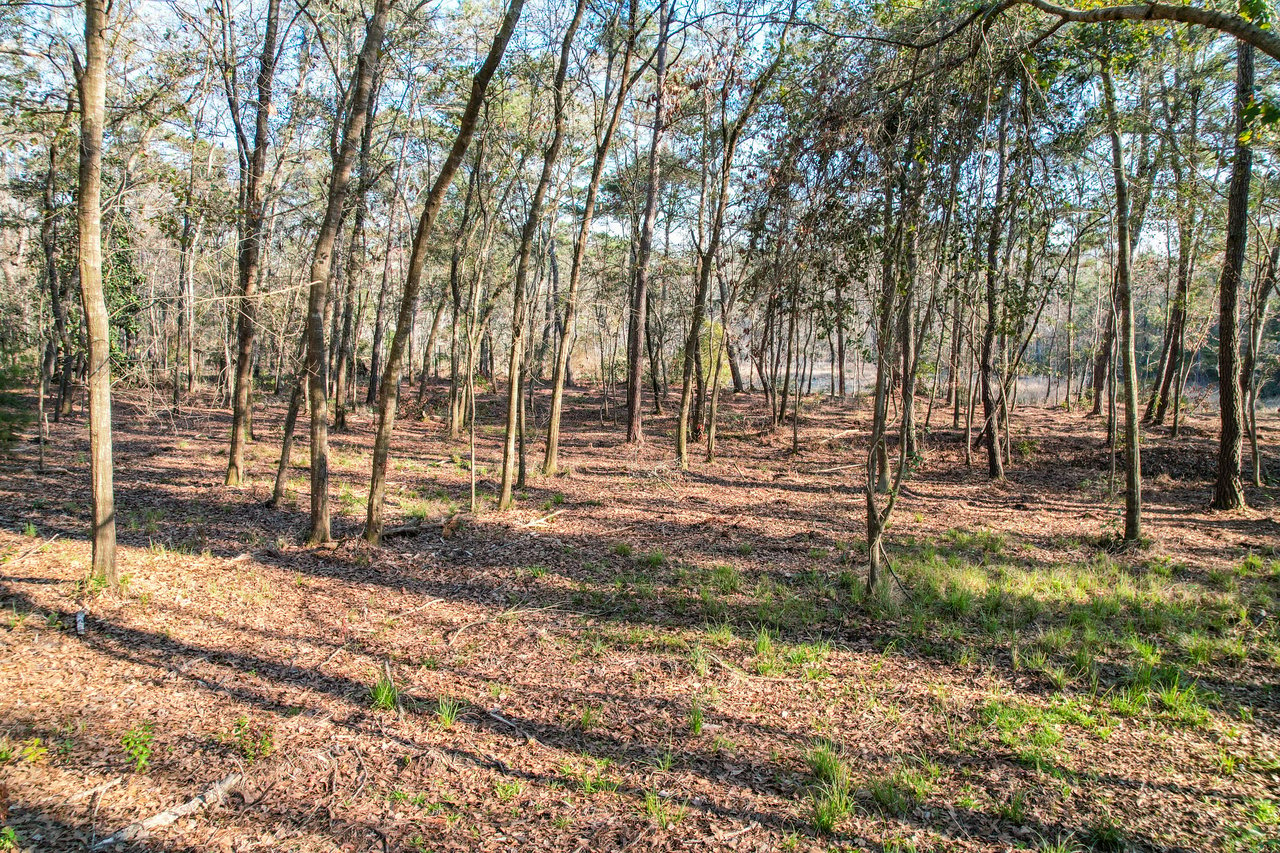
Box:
710, 564, 742, 593
643, 550, 666, 568
754, 625, 774, 657
579, 703, 603, 730
494, 780, 524, 802
688, 698, 704, 735
0, 826, 18, 851
642, 790, 686, 828
997, 788, 1028, 823
436, 696, 461, 728
736, 541, 754, 556
806, 740, 847, 787
613, 542, 633, 558
225, 717, 274, 762
689, 644, 709, 676
370, 672, 399, 711
22, 522, 37, 537
121, 723, 154, 772
810, 779, 852, 834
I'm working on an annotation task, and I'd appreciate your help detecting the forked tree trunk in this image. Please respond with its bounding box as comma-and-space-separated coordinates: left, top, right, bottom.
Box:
75, 0, 117, 587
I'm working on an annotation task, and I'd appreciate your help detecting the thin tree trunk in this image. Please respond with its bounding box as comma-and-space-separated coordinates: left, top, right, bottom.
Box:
625, 0, 669, 444
1102, 67, 1142, 541
302, 0, 391, 543
498, 0, 583, 509
366, 0, 524, 543
226, 0, 281, 486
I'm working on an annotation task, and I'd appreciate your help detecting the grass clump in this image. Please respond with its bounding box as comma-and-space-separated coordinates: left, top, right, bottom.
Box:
805, 740, 853, 834
642, 790, 687, 828
370, 672, 399, 711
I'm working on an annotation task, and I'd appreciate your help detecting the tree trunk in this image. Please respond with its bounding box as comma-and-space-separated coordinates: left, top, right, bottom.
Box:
981, 103, 1008, 480
226, 0, 281, 486
1102, 67, 1142, 541
625, 0, 669, 444
1212, 43, 1253, 512
302, 0, 391, 543
365, 0, 524, 543
497, 0, 583, 509
543, 2, 636, 474
75, 0, 117, 587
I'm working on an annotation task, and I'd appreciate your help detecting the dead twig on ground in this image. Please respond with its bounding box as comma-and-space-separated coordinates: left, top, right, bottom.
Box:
91, 772, 242, 850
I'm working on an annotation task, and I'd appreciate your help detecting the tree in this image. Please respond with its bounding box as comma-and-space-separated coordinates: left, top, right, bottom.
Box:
365, 0, 525, 545
225, 0, 281, 487
624, 0, 669, 445
302, 0, 393, 544
1211, 41, 1253, 512
498, 0, 586, 509
73, 0, 117, 588
1101, 62, 1141, 541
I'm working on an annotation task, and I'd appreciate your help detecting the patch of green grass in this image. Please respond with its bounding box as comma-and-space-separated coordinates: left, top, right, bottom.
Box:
810, 778, 852, 834
709, 564, 742, 593
869, 756, 940, 817
436, 696, 461, 728
642, 790, 686, 828
1154, 677, 1210, 728
688, 698, 704, 735
370, 673, 399, 711
578, 703, 603, 731
689, 643, 709, 676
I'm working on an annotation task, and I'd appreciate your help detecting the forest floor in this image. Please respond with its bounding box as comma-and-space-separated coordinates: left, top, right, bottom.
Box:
1, 378, 1278, 853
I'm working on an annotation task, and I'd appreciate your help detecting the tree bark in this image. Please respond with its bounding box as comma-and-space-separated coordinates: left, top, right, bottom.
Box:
302, 0, 391, 543
625, 0, 669, 444
75, 0, 117, 587
226, 0, 281, 486
498, 0, 584, 508
1102, 67, 1142, 541
365, 0, 524, 543
1212, 43, 1253, 512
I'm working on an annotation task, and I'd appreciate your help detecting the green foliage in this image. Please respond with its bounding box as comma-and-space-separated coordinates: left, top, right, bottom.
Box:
121, 723, 154, 772
370, 673, 399, 711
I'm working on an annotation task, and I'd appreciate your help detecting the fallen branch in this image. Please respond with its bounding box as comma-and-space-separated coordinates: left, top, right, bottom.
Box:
523, 509, 565, 527
92, 771, 241, 850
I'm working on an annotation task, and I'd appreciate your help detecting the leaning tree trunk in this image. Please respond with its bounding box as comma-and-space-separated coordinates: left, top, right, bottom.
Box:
302, 0, 391, 544
365, 0, 524, 544
625, 0, 669, 444
543, 0, 637, 475
226, 0, 281, 486
498, 0, 584, 509
1212, 43, 1253, 512
75, 0, 117, 588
